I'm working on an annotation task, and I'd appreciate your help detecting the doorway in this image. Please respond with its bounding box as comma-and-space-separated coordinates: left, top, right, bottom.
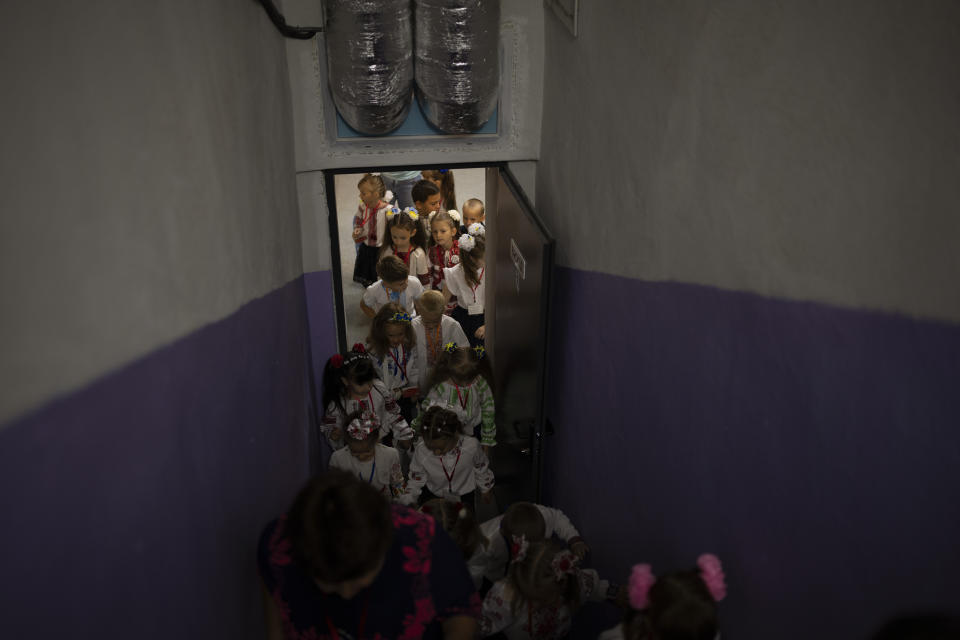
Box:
322, 164, 553, 505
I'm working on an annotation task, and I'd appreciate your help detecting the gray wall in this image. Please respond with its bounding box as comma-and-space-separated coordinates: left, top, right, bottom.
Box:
0, 1, 303, 425
538, 0, 960, 323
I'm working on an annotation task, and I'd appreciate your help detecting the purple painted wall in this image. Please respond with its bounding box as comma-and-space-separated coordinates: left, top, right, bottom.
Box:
544, 266, 960, 639
0, 275, 335, 638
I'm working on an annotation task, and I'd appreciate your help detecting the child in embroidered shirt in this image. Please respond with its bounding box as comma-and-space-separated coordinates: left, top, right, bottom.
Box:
411, 290, 470, 389
380, 207, 430, 286
443, 222, 486, 347
481, 538, 617, 640
366, 302, 420, 422
352, 173, 391, 287
329, 411, 406, 502
320, 345, 414, 451
482, 501, 591, 587
598, 555, 727, 640
427, 210, 462, 314
419, 343, 496, 453
421, 169, 458, 212
360, 255, 424, 319
403, 404, 494, 507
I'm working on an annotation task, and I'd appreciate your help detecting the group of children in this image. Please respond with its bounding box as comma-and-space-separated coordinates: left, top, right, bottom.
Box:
352, 170, 488, 349
321, 171, 728, 638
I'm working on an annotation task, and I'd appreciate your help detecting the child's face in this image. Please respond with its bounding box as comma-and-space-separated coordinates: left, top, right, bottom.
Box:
385, 323, 407, 348
342, 377, 373, 398
431, 220, 456, 248
359, 185, 382, 208
425, 435, 456, 457
390, 226, 414, 249
348, 438, 376, 462
420, 310, 442, 329
463, 207, 485, 228
416, 193, 442, 216
384, 279, 409, 294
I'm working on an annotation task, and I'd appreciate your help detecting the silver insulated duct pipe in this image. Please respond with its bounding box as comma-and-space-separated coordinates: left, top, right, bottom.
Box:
324, 0, 413, 135
414, 0, 500, 133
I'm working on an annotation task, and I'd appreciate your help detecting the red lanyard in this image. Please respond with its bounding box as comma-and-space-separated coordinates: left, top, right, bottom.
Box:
469, 267, 485, 302
354, 392, 373, 413
398, 245, 414, 265
454, 383, 469, 409
387, 346, 408, 382
439, 445, 462, 493
325, 597, 368, 640
357, 204, 374, 227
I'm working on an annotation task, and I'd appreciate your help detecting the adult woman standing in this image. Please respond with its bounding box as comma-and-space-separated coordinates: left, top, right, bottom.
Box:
258, 470, 480, 639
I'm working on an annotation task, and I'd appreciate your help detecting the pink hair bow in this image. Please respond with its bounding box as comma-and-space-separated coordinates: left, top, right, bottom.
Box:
697, 553, 727, 601
628, 563, 656, 609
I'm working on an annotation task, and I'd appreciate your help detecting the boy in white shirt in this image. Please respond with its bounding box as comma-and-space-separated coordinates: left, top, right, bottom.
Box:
360, 254, 424, 319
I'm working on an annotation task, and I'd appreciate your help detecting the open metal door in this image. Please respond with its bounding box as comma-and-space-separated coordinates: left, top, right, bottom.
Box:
485, 165, 554, 504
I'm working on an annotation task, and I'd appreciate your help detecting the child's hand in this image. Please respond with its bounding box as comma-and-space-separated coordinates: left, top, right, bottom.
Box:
480, 490, 493, 504
330, 427, 342, 441
570, 540, 590, 559
352, 227, 365, 241
475, 325, 485, 339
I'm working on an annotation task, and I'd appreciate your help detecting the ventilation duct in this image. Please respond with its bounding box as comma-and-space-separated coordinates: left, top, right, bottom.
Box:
324, 0, 413, 135
414, 0, 500, 133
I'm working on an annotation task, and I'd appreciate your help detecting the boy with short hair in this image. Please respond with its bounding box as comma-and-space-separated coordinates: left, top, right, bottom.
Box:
360, 255, 424, 319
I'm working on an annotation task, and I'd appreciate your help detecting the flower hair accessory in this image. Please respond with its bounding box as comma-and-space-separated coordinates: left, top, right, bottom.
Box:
421, 399, 468, 423
330, 354, 344, 369
459, 234, 476, 252
628, 564, 656, 609
438, 169, 449, 174
510, 535, 529, 563
402, 206, 419, 221
443, 342, 458, 354
697, 554, 727, 601
390, 311, 412, 323
386, 206, 401, 220
342, 343, 368, 367
551, 549, 580, 581
447, 209, 462, 223
466, 222, 486, 238
473, 345, 485, 359
346, 413, 378, 440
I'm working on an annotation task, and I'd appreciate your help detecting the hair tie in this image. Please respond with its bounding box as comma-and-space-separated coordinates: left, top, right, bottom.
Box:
390, 311, 412, 323
551, 549, 580, 581
346, 413, 378, 440
510, 535, 529, 563
697, 554, 727, 602
628, 564, 656, 610
459, 234, 476, 253
438, 169, 449, 174
330, 354, 344, 369
473, 345, 485, 359
446, 209, 462, 223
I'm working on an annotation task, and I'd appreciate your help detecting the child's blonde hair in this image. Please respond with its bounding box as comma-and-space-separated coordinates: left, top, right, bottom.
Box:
367, 302, 416, 359
462, 198, 485, 218
416, 290, 446, 316
357, 173, 386, 198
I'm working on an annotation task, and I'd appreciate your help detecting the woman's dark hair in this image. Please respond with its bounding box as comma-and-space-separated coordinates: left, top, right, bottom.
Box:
381, 208, 428, 256
357, 173, 386, 198
421, 169, 457, 211
418, 405, 461, 443
376, 254, 410, 283
367, 302, 416, 359
638, 570, 718, 640
459, 233, 486, 288
507, 538, 581, 617
421, 498, 483, 559
426, 344, 494, 392
411, 179, 440, 206
322, 347, 377, 412
285, 470, 393, 584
